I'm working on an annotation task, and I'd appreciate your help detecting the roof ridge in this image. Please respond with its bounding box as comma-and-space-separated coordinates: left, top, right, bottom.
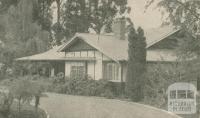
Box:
76, 32, 114, 37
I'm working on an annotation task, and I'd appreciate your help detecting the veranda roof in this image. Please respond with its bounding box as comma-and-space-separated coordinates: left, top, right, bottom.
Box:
16, 46, 65, 61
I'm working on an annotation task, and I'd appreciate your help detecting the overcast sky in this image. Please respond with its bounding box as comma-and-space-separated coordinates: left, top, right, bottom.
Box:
128, 0, 162, 29
52, 0, 163, 30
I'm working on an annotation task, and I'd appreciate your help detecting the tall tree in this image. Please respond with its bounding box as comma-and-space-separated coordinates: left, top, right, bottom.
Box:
0, 0, 18, 13
34, 0, 54, 31
0, 0, 50, 77
52, 0, 130, 44
126, 26, 146, 102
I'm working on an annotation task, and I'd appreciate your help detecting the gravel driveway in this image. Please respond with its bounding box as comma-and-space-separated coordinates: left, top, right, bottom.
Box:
39, 93, 181, 118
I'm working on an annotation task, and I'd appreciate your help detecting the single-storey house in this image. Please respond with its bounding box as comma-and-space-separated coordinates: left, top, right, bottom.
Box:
16, 19, 182, 82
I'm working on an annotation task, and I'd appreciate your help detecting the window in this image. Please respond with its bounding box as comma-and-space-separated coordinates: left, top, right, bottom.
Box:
74, 52, 81, 57
103, 62, 119, 80
177, 90, 186, 99
70, 62, 86, 79
170, 90, 176, 99
66, 52, 75, 57
187, 90, 194, 99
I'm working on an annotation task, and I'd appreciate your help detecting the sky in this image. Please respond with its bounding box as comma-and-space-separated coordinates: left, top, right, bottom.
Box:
128, 0, 163, 29
52, 0, 163, 30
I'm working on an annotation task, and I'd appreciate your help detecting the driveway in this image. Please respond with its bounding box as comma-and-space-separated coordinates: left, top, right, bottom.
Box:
40, 93, 181, 118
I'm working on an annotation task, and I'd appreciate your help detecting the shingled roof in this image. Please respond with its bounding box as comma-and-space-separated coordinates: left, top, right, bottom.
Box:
16, 26, 180, 62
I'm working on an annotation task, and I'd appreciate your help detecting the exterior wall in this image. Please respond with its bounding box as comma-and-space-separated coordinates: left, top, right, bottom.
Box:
50, 68, 55, 77
65, 61, 86, 77
64, 50, 112, 80
87, 62, 95, 79
121, 63, 127, 82
65, 50, 111, 60
65, 62, 71, 77
94, 51, 103, 80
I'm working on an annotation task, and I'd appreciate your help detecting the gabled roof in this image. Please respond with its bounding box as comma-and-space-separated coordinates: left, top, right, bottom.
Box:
58, 26, 179, 62
145, 26, 180, 48
16, 25, 180, 62
58, 33, 128, 62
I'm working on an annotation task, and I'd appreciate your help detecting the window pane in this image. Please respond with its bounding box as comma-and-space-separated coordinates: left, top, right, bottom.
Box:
70, 66, 85, 79
177, 90, 186, 99
187, 90, 194, 99
170, 90, 176, 99
104, 63, 119, 80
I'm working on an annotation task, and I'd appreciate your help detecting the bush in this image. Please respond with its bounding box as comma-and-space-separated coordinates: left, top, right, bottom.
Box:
49, 76, 117, 98
0, 92, 13, 117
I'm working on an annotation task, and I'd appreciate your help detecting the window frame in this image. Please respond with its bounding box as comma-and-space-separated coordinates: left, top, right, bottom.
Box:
70, 62, 86, 79
103, 62, 119, 80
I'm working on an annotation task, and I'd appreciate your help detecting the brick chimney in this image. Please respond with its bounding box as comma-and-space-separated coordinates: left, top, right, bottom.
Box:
112, 18, 126, 40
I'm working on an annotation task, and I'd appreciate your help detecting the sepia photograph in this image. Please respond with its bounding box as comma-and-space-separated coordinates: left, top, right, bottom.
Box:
0, 0, 199, 118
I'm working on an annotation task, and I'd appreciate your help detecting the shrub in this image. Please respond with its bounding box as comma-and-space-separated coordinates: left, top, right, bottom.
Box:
49, 76, 118, 98
0, 92, 13, 117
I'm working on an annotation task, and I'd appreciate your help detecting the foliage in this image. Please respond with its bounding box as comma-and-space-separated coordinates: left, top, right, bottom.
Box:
34, 0, 54, 31
8, 76, 47, 113
0, 87, 46, 118
0, 0, 51, 78
0, 0, 18, 13
51, 0, 131, 44
49, 75, 116, 98
9, 101, 46, 118
145, 0, 200, 107
10, 79, 33, 113
143, 60, 200, 108
0, 92, 13, 117
146, 0, 200, 58
126, 25, 147, 102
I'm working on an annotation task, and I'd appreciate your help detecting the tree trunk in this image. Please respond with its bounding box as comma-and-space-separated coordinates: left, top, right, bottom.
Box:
56, 0, 61, 24
18, 98, 21, 114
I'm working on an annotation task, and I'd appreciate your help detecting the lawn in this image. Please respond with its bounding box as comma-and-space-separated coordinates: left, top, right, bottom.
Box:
40, 93, 181, 118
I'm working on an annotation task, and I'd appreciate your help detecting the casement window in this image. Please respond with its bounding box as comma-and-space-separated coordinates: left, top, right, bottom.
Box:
70, 63, 86, 79
103, 62, 119, 80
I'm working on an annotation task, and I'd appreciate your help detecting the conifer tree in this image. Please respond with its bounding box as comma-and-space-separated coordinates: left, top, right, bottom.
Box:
126, 26, 146, 102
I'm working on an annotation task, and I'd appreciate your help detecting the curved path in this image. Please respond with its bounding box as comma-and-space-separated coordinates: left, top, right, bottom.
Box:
40, 93, 181, 118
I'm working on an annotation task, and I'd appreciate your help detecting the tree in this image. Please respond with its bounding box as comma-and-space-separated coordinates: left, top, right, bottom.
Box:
10, 76, 45, 113
34, 0, 54, 31
11, 79, 33, 113
146, 0, 200, 58
126, 26, 147, 102
0, 0, 51, 77
52, 0, 130, 44
0, 92, 13, 117
0, 0, 18, 13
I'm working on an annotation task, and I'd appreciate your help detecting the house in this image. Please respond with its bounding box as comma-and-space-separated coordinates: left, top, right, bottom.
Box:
16, 19, 182, 82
